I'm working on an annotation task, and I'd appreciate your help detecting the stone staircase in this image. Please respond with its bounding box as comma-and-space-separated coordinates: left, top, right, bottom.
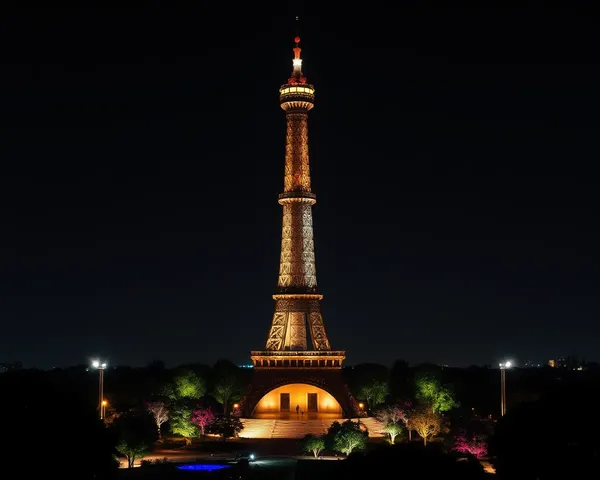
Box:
271, 419, 330, 439
359, 417, 385, 437
240, 417, 384, 439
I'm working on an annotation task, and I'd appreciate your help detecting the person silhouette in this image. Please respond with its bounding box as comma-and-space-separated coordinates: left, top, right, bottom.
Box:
296, 404, 300, 415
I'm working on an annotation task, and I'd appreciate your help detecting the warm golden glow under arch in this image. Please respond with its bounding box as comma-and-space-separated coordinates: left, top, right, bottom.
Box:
253, 383, 342, 417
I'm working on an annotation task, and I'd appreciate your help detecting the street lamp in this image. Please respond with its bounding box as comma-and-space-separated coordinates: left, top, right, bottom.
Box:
91, 359, 107, 420
499, 361, 512, 417
357, 402, 365, 424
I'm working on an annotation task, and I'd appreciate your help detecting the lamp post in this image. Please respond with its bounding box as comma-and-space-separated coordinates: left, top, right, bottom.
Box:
499, 361, 512, 417
92, 360, 107, 420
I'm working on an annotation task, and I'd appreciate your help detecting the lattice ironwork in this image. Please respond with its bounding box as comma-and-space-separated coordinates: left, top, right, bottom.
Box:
284, 113, 311, 193
277, 203, 316, 289
262, 46, 336, 357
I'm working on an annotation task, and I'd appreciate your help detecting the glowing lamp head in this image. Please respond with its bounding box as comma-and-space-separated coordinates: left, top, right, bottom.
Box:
102, 400, 107, 406
249, 454, 255, 460
294, 36, 300, 44
233, 403, 239, 409
92, 360, 100, 368
505, 361, 512, 368
358, 402, 364, 409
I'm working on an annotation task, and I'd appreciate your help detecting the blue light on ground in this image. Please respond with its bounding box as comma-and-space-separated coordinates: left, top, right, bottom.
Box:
176, 464, 231, 472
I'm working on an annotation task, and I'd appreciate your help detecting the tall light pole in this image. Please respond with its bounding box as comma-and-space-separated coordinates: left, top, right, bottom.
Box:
92, 360, 107, 420
499, 361, 512, 417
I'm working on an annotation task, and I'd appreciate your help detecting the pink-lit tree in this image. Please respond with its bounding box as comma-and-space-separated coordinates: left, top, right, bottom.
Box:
452, 429, 488, 459
191, 406, 215, 436
375, 404, 408, 426
376, 401, 415, 441
145, 401, 169, 440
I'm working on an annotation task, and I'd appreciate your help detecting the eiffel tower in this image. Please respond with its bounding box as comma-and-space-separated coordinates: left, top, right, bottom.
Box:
243, 36, 356, 419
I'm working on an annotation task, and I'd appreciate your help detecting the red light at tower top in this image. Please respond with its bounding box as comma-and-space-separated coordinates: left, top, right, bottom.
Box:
290, 36, 306, 85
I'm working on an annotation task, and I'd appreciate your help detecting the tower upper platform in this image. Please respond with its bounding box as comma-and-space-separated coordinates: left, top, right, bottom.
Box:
280, 37, 315, 111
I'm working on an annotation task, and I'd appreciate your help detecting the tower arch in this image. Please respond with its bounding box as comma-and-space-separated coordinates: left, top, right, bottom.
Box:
241, 368, 358, 418
253, 383, 342, 416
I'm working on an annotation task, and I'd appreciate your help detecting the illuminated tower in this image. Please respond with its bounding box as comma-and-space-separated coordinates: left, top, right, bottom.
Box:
243, 36, 356, 419
250, 37, 345, 368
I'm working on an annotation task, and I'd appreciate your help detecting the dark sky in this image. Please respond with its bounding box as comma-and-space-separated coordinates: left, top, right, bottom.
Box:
2, 6, 598, 369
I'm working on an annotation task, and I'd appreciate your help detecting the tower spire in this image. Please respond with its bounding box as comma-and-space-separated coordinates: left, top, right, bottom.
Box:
289, 35, 306, 85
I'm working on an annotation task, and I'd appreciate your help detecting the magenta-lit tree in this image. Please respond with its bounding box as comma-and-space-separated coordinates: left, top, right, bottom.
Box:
191, 406, 215, 436
145, 401, 169, 440
452, 429, 488, 459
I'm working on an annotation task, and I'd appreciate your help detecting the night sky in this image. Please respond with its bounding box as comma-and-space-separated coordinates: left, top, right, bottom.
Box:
2, 6, 599, 369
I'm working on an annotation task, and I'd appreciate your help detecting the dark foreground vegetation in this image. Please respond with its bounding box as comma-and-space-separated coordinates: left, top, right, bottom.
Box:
1, 359, 599, 479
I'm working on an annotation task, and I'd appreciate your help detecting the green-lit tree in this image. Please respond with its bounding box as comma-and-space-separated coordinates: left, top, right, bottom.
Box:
303, 434, 326, 458
382, 423, 403, 444
358, 379, 389, 412
113, 412, 157, 468
169, 404, 199, 447
213, 375, 243, 415
415, 375, 457, 414
210, 360, 245, 415
169, 369, 207, 400
329, 420, 368, 456
334, 428, 368, 455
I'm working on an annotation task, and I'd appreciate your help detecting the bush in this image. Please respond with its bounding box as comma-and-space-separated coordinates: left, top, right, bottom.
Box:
208, 415, 244, 441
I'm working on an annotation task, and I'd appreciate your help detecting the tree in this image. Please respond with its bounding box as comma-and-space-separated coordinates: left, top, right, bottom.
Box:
375, 404, 407, 444
170, 369, 207, 400
452, 429, 488, 459
375, 404, 407, 426
415, 375, 457, 414
334, 428, 368, 456
113, 412, 157, 468
382, 423, 403, 444
303, 434, 326, 458
208, 415, 244, 441
329, 420, 368, 456
169, 404, 198, 447
357, 379, 389, 411
213, 375, 243, 415
145, 401, 169, 440
191, 406, 215, 436
411, 408, 445, 446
